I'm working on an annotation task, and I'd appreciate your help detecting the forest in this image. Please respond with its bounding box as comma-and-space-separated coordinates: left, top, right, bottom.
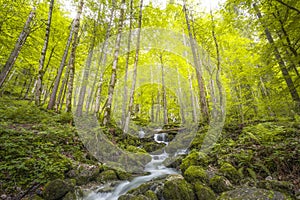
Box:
0, 0, 299, 199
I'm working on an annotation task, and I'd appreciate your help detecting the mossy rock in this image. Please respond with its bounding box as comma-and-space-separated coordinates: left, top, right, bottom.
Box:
116, 170, 132, 180
119, 194, 150, 200
219, 162, 240, 184
257, 180, 294, 196
180, 151, 208, 172
194, 182, 216, 200
72, 164, 100, 185
43, 179, 74, 200
217, 187, 292, 200
209, 175, 233, 193
145, 190, 158, 200
163, 155, 184, 169
96, 169, 118, 183
162, 175, 194, 200
184, 165, 209, 184
62, 191, 76, 200
31, 194, 43, 200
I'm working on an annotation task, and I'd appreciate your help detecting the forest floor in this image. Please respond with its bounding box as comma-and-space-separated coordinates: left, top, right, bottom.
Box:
0, 97, 299, 199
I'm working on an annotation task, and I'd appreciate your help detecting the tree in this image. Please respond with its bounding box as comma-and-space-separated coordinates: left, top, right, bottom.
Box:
47, 20, 74, 110
103, 0, 126, 125
0, 8, 35, 89
35, 0, 55, 106
66, 0, 84, 113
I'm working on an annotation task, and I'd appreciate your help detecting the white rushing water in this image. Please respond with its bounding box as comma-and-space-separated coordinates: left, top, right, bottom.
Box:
83, 132, 180, 200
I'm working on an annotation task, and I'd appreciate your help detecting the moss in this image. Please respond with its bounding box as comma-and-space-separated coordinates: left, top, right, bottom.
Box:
43, 179, 74, 200
217, 187, 292, 200
183, 165, 209, 184
62, 191, 77, 200
162, 176, 194, 200
194, 182, 216, 200
180, 150, 208, 172
209, 175, 233, 193
257, 180, 294, 196
219, 162, 240, 184
96, 169, 118, 183
145, 190, 158, 200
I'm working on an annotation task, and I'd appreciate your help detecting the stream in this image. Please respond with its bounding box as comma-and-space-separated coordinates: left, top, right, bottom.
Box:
83, 131, 184, 200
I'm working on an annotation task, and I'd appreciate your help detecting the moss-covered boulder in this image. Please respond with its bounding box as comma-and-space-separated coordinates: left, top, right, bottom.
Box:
144, 190, 158, 200
180, 150, 208, 172
68, 164, 100, 185
257, 180, 294, 196
162, 175, 194, 200
209, 175, 233, 193
43, 179, 74, 200
62, 191, 77, 200
194, 182, 216, 200
219, 162, 240, 184
183, 165, 209, 184
217, 187, 292, 200
96, 169, 118, 183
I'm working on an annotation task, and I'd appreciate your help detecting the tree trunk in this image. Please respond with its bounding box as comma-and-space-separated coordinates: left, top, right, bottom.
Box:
159, 54, 168, 125
76, 29, 96, 116
0, 8, 35, 88
253, 3, 300, 112
93, 1, 116, 114
123, 0, 143, 133
48, 20, 74, 110
66, 0, 84, 113
35, 0, 55, 106
102, 0, 126, 125
183, 1, 209, 123
121, 0, 134, 126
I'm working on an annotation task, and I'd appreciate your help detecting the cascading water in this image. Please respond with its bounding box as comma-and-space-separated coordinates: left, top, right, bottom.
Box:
83, 131, 181, 200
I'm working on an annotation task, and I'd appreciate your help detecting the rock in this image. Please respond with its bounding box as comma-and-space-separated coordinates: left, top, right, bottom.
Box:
163, 155, 184, 169
62, 192, 76, 200
219, 162, 240, 184
217, 187, 293, 200
209, 175, 233, 193
257, 180, 294, 195
162, 175, 194, 200
183, 165, 209, 184
31, 194, 43, 200
43, 179, 74, 200
71, 164, 100, 185
194, 182, 216, 200
144, 190, 158, 200
119, 194, 150, 200
96, 169, 118, 183
180, 151, 208, 172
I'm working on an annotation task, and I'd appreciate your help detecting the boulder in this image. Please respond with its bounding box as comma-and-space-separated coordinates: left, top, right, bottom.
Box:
194, 182, 216, 200
184, 165, 209, 184
162, 175, 194, 200
209, 175, 233, 193
43, 179, 74, 200
217, 187, 292, 200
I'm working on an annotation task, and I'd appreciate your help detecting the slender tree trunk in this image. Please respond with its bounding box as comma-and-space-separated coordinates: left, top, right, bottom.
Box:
123, 0, 143, 133
0, 8, 35, 88
121, 0, 134, 126
48, 20, 74, 109
188, 72, 197, 122
176, 67, 186, 124
93, 1, 116, 114
159, 54, 168, 125
103, 0, 126, 125
35, 0, 55, 106
253, 3, 300, 112
211, 10, 225, 119
56, 61, 70, 111
183, 2, 209, 123
76, 29, 96, 116
66, 0, 84, 113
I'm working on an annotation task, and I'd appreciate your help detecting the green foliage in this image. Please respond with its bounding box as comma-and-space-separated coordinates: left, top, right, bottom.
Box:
0, 99, 90, 195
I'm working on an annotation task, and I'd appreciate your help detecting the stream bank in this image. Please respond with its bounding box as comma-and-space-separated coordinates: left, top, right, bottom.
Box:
0, 99, 299, 199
